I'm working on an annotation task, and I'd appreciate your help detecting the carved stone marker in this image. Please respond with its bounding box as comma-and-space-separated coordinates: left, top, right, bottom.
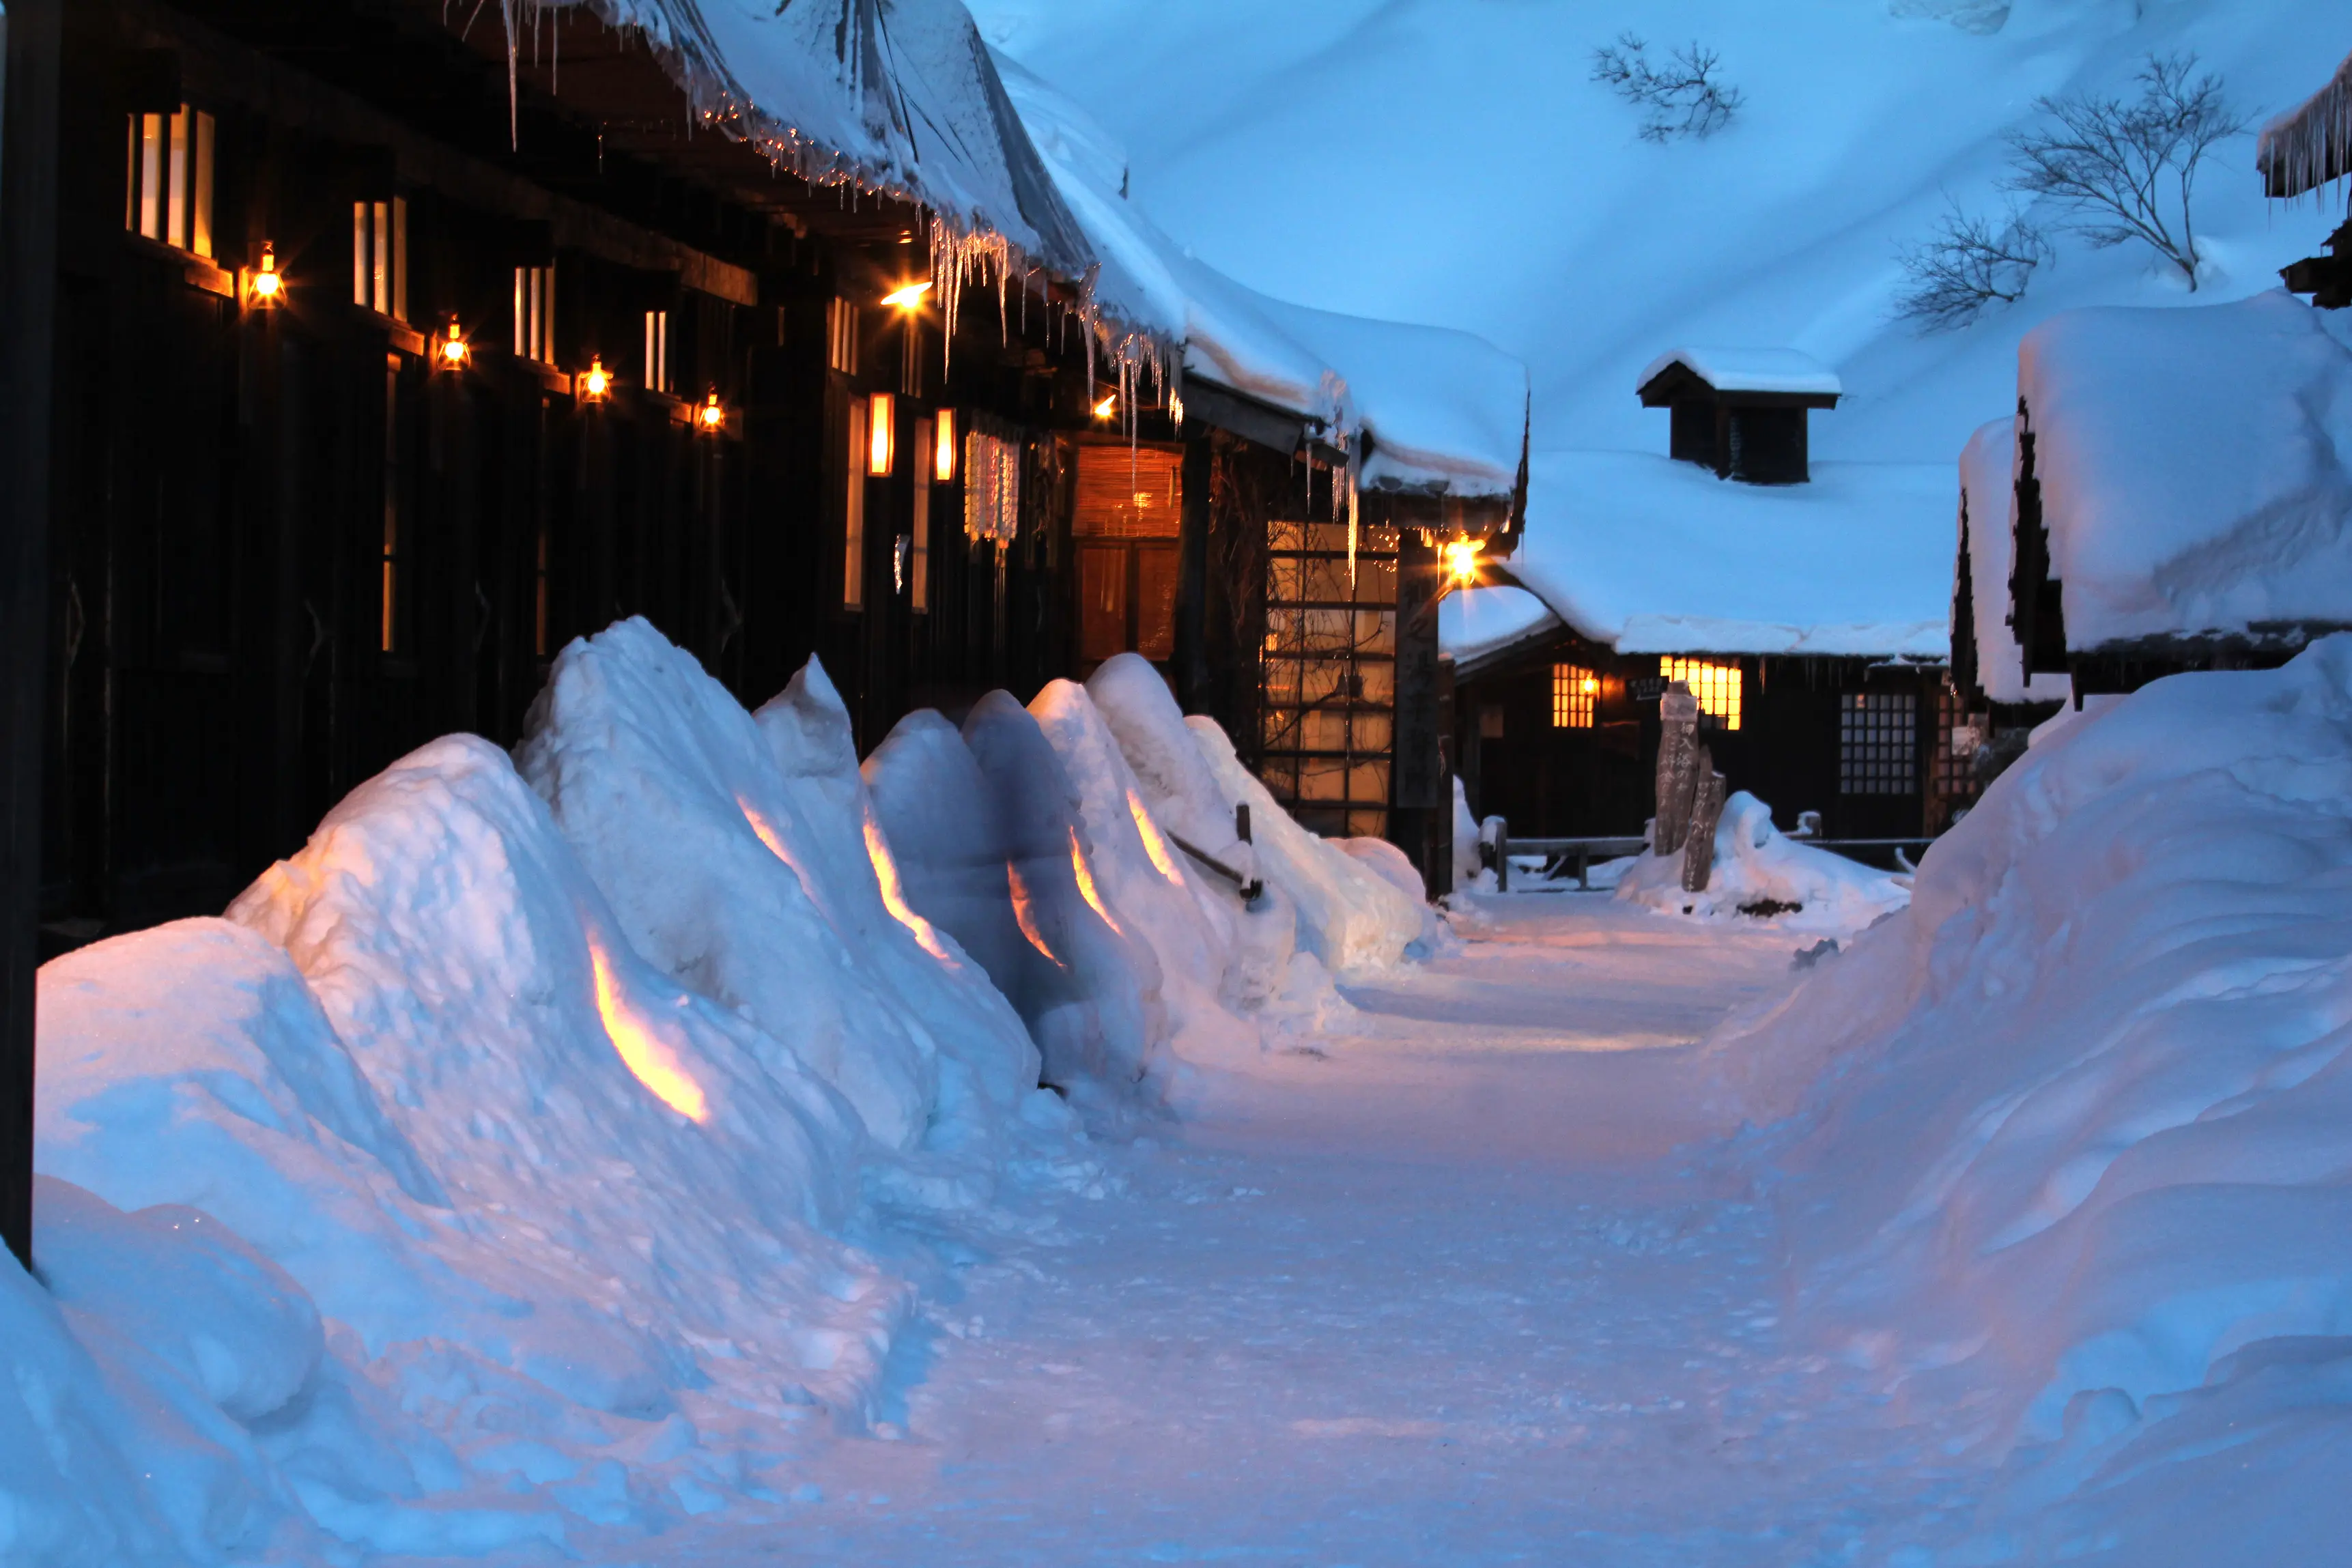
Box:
1654, 683, 1701, 855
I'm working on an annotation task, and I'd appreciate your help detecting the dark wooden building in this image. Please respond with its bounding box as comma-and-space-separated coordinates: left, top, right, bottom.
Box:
1454, 623, 1951, 845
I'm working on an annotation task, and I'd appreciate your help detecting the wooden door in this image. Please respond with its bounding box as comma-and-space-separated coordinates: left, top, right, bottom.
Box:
1071, 442, 1182, 676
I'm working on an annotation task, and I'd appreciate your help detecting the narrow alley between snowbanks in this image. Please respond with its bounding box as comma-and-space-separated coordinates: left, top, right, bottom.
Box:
641, 898, 1976, 1568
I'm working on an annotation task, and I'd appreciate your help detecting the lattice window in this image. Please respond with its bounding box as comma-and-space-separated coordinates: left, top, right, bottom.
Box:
827, 298, 860, 375
352, 199, 408, 320
1841, 692, 1918, 795
1259, 521, 1400, 840
125, 107, 215, 259
1553, 664, 1597, 728
1661, 657, 1742, 730
513, 265, 555, 363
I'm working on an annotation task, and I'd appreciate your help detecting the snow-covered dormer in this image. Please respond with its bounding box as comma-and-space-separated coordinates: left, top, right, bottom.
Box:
1636, 348, 1842, 485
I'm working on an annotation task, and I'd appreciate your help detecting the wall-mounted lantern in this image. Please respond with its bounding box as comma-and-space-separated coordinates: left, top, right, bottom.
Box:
933, 408, 957, 483
698, 390, 727, 434
246, 242, 284, 308
580, 356, 612, 403
867, 391, 896, 475
881, 281, 933, 312
1444, 537, 1484, 588
1092, 392, 1118, 422
436, 316, 470, 371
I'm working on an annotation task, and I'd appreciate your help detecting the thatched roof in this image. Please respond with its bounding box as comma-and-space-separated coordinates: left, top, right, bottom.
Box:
513, 0, 1096, 279
2258, 48, 2352, 199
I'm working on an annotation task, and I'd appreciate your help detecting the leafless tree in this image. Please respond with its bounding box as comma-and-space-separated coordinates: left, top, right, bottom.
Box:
1590, 33, 1743, 143
1895, 201, 2053, 330
2002, 53, 2245, 289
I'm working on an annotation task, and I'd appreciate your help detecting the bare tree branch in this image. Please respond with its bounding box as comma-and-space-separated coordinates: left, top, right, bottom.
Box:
1591, 33, 1744, 143
1895, 201, 2052, 330
2002, 53, 2245, 289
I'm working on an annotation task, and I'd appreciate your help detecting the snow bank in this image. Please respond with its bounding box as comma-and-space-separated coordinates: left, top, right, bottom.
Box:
1615, 792, 1909, 934
1086, 652, 1419, 982
864, 694, 1167, 1100
1959, 416, 2070, 705
2020, 292, 2352, 653
32, 733, 952, 1553
1029, 678, 1269, 1065
519, 619, 935, 1149
1709, 637, 2352, 1558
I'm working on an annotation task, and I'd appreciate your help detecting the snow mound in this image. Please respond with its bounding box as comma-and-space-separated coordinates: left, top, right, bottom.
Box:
1616, 792, 1910, 934
1086, 653, 1413, 985
1709, 637, 2352, 1558
2023, 292, 2352, 651
519, 618, 937, 1150
35, 735, 945, 1545
1028, 679, 1264, 1065
864, 695, 1168, 1102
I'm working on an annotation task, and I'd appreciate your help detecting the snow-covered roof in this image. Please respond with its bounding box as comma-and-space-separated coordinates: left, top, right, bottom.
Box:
995, 53, 1529, 498
1484, 450, 1950, 661
2019, 291, 2352, 653
1957, 417, 2070, 706
587, 0, 1093, 275
2258, 47, 2352, 199
1637, 348, 1843, 399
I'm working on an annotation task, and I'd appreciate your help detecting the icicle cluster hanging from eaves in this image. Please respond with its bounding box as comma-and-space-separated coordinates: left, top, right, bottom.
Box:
2260, 49, 2352, 203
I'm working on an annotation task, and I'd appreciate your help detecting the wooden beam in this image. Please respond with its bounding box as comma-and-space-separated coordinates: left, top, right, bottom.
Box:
0, 0, 64, 1271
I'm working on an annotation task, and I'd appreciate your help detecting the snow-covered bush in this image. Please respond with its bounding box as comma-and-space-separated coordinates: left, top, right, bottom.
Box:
1616, 791, 1909, 933
1710, 638, 2352, 1559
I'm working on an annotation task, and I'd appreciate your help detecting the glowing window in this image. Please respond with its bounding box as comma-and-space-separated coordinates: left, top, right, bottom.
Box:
125, 107, 215, 258
1553, 664, 1598, 728
352, 199, 407, 319
1660, 657, 1742, 731
513, 264, 555, 364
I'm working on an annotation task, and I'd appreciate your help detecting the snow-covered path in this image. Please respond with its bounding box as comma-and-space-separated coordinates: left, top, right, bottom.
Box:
651, 899, 1971, 1566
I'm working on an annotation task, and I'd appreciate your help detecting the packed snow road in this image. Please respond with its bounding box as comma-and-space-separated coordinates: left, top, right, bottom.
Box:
636, 898, 1972, 1567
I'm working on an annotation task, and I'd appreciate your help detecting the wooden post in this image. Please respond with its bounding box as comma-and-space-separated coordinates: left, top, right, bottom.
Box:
1682, 755, 1728, 894
0, 0, 63, 1271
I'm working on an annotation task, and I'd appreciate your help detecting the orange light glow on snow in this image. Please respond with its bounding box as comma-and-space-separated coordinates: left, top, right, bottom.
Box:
864, 812, 955, 965
740, 797, 824, 906
1008, 863, 1063, 967
1070, 827, 1124, 937
1127, 789, 1183, 885
588, 939, 710, 1123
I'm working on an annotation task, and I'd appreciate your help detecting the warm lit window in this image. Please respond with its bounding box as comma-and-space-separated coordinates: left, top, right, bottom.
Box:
1841, 692, 1918, 795
352, 199, 408, 320
513, 264, 555, 363
867, 392, 896, 476
910, 416, 933, 613
125, 107, 215, 258
827, 298, 860, 375
845, 399, 868, 609
1553, 664, 1598, 728
1660, 657, 1742, 731
934, 408, 958, 482
643, 309, 670, 394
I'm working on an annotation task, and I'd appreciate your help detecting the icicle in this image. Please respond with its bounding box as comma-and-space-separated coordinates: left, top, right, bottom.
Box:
1346, 444, 1361, 591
